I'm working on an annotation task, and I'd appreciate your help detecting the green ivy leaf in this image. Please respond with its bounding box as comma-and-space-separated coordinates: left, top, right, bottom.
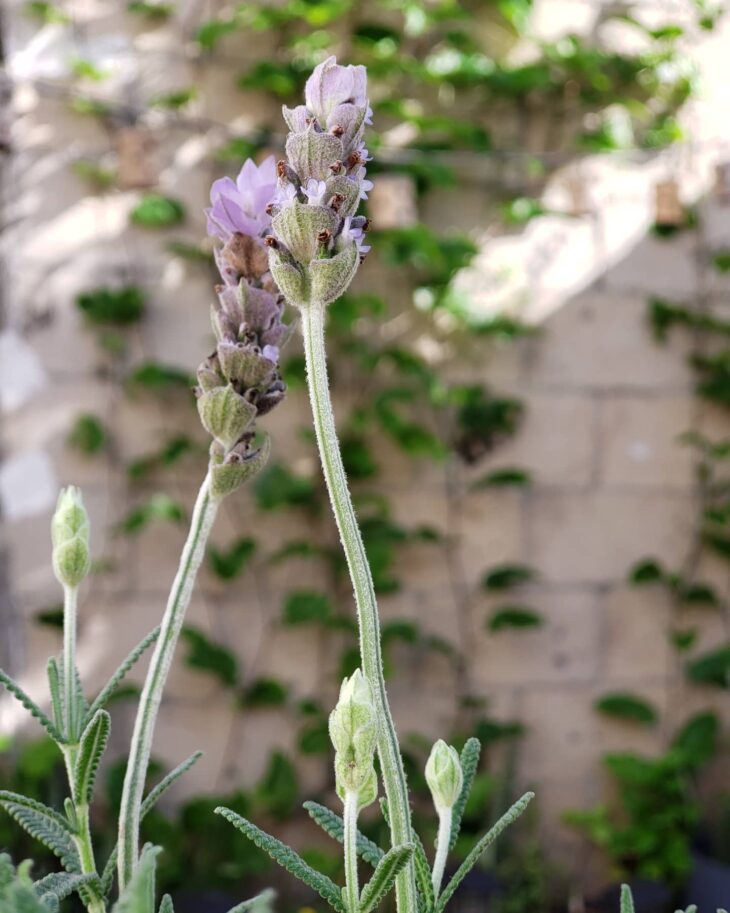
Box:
130, 195, 186, 229
76, 287, 145, 325
67, 414, 107, 455
241, 678, 288, 708
686, 644, 730, 688
256, 752, 298, 819
254, 463, 318, 512
673, 712, 719, 767
471, 467, 532, 489
117, 495, 186, 535
594, 693, 658, 725
283, 591, 332, 625
628, 558, 665, 584
208, 538, 257, 581
181, 626, 239, 688
481, 564, 535, 590
487, 606, 543, 632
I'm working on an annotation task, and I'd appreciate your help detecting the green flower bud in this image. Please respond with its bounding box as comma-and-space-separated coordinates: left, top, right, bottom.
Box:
209, 435, 271, 500
268, 247, 308, 307
329, 670, 379, 800
425, 740, 463, 812
197, 384, 257, 450
309, 242, 359, 306
272, 202, 338, 265
286, 130, 344, 183
336, 760, 378, 809
51, 486, 91, 588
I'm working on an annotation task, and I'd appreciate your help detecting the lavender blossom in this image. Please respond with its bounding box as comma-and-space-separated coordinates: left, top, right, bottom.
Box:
268, 55, 373, 308
205, 155, 277, 243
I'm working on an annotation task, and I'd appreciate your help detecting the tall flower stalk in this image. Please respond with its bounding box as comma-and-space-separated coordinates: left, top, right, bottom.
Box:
266, 57, 417, 913
117, 157, 288, 888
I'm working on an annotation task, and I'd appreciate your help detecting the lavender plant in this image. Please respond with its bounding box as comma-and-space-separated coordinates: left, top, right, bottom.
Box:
8, 55, 713, 913
212, 56, 533, 913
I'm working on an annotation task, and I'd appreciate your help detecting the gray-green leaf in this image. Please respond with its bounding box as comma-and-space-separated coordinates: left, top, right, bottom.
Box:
303, 801, 385, 867
215, 807, 345, 912
358, 843, 414, 913
436, 793, 534, 912
620, 885, 635, 913
34, 872, 99, 905
411, 830, 435, 913
449, 738, 481, 851
226, 888, 276, 913
113, 844, 160, 913
74, 710, 111, 805
0, 793, 80, 871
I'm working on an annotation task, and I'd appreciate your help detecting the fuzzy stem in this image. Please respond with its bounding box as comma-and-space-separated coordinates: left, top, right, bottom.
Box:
63, 585, 79, 742
432, 808, 452, 900
301, 302, 417, 913
343, 790, 360, 913
117, 473, 218, 889
61, 743, 105, 913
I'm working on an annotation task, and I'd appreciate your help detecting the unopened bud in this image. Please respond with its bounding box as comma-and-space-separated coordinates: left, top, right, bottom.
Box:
425, 740, 463, 812
329, 669, 378, 798
51, 486, 91, 588
209, 434, 271, 500
197, 384, 257, 450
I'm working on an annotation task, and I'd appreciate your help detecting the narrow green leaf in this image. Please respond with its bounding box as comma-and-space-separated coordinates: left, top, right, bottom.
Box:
303, 801, 385, 867
481, 564, 535, 591
47, 658, 63, 732
141, 751, 203, 818
450, 738, 481, 850
86, 627, 160, 722
411, 830, 435, 913
0, 669, 65, 743
620, 884, 635, 913
358, 843, 414, 913
594, 693, 658, 725
215, 807, 345, 912
112, 844, 160, 913
436, 793, 534, 912
74, 709, 111, 804
225, 888, 276, 913
0, 792, 80, 871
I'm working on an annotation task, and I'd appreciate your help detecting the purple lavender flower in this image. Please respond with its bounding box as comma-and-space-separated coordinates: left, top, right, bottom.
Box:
206, 155, 278, 243
305, 57, 368, 123
340, 216, 371, 256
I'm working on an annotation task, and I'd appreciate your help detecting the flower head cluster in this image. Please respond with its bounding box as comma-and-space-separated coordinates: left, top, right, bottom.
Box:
200, 157, 288, 499
329, 669, 379, 808
267, 56, 373, 308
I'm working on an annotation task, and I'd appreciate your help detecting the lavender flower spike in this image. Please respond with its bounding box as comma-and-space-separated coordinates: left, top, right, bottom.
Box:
206, 154, 277, 243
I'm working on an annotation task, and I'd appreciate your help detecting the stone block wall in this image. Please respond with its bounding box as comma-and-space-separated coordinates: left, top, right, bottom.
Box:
2, 0, 730, 892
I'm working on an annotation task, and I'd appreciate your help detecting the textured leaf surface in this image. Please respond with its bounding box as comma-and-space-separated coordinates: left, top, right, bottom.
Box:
86, 627, 160, 722
449, 738, 481, 850
0, 670, 64, 743
34, 872, 98, 904
158, 895, 174, 913
358, 843, 414, 913
303, 801, 385, 867
112, 844, 160, 913
75, 710, 111, 804
436, 793, 534, 912
216, 807, 345, 912
411, 830, 435, 913
620, 884, 635, 913
0, 793, 80, 871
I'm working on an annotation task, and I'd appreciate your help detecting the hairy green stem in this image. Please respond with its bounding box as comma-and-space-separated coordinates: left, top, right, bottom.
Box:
343, 790, 360, 913
301, 302, 417, 913
117, 473, 218, 889
431, 808, 452, 899
63, 585, 78, 742
61, 744, 105, 913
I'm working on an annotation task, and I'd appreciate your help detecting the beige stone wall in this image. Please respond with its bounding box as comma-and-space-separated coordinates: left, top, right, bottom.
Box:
2, 0, 730, 890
